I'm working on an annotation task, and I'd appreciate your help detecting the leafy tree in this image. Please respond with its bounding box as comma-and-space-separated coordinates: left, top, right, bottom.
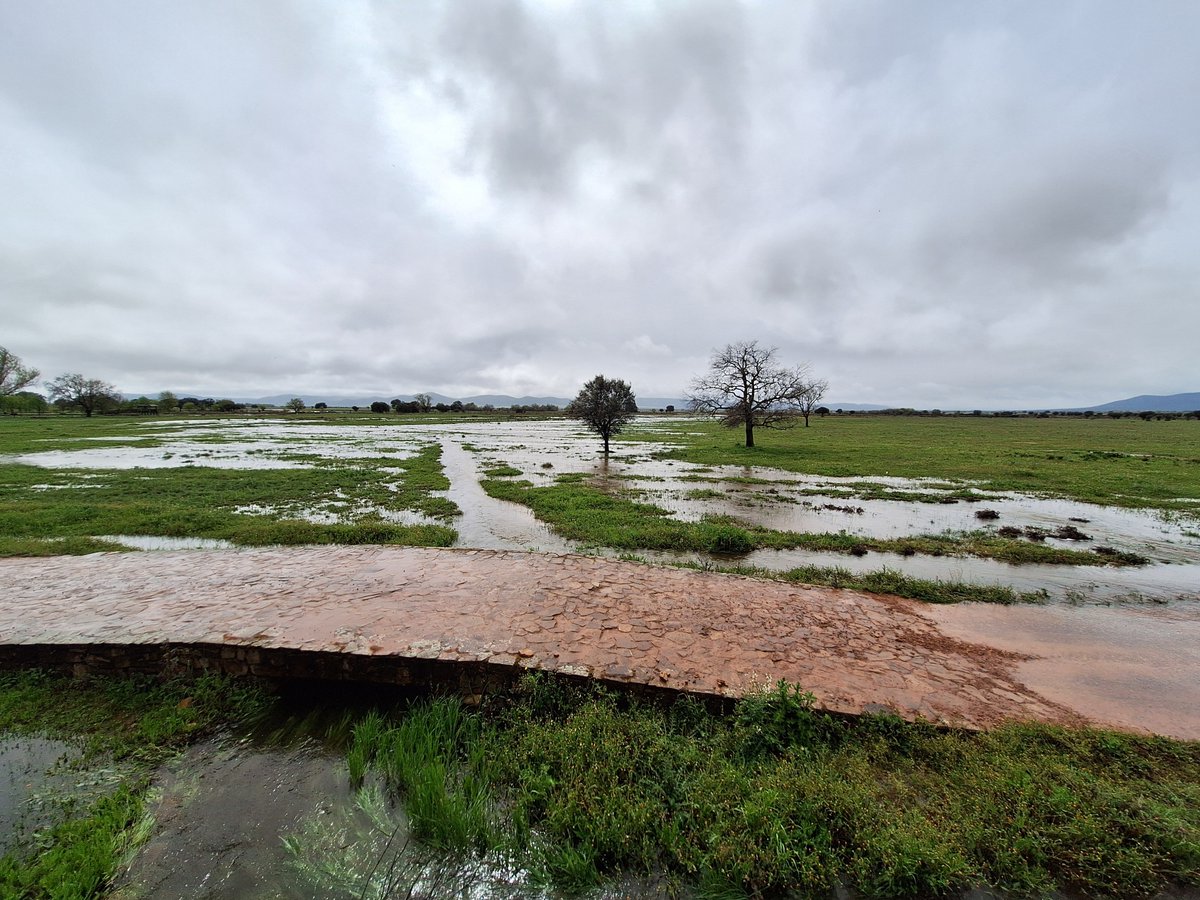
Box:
313, 402, 327, 410
687, 340, 826, 446
0, 391, 47, 415
286, 397, 305, 413
0, 346, 39, 395
158, 391, 178, 414
566, 374, 638, 454
370, 401, 390, 413
48, 373, 120, 417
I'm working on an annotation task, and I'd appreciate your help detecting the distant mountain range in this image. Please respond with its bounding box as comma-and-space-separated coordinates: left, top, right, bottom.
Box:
1076, 392, 1200, 413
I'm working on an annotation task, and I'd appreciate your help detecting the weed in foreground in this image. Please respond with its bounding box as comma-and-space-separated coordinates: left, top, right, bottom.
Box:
334, 676, 1200, 898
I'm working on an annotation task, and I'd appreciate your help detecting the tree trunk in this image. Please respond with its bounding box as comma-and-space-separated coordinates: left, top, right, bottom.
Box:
745, 420, 754, 447
603, 433, 610, 454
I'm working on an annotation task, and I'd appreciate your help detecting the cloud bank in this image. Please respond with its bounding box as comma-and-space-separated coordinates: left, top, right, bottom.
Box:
2, 0, 1197, 407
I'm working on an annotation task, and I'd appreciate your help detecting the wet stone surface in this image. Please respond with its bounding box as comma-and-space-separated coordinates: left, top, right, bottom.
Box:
1, 547, 1195, 736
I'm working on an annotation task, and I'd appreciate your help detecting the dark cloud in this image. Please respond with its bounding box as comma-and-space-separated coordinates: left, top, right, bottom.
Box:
1, 1, 1197, 407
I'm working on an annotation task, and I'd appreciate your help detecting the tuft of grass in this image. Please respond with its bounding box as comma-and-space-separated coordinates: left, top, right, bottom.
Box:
482, 463, 522, 478
670, 561, 1050, 605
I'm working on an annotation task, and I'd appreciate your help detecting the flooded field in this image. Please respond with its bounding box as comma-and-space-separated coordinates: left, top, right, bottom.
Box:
13, 416, 1200, 605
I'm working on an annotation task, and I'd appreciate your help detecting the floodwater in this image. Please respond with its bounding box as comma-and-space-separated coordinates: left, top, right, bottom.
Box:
927, 601, 1200, 740
110, 704, 608, 900
13, 416, 1200, 604
0, 735, 83, 855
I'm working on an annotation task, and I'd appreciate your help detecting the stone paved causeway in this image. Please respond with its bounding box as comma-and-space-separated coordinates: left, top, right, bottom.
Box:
0, 546, 1172, 733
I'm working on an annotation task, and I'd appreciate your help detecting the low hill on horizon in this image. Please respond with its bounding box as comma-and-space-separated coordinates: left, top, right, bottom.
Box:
1080, 392, 1200, 413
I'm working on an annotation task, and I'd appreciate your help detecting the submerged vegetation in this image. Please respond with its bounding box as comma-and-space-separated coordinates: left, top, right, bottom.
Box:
5, 671, 1197, 899
481, 474, 1146, 566
336, 675, 1199, 898
0, 416, 459, 555
0, 671, 267, 898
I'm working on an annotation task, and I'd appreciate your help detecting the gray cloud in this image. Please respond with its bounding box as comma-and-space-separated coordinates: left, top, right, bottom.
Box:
1, 0, 1197, 408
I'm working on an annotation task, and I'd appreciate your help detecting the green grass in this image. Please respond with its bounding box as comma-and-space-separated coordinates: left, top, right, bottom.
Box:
0, 671, 268, 898
0, 420, 460, 555
481, 476, 1144, 567
626, 558, 1051, 605
343, 676, 1200, 898
626, 416, 1200, 512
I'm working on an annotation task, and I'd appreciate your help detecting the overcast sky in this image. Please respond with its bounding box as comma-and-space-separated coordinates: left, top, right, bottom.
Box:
2, 1, 1198, 408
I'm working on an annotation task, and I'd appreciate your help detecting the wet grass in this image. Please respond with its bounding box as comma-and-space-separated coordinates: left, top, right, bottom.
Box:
629, 416, 1200, 513
620, 557, 1051, 605
0, 671, 268, 898
0, 438, 459, 556
343, 675, 1200, 898
481, 476, 1145, 567
5, 670, 1197, 898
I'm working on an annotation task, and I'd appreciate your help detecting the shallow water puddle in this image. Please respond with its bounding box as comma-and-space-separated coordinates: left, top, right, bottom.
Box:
0, 735, 84, 855
114, 736, 349, 898
113, 710, 545, 900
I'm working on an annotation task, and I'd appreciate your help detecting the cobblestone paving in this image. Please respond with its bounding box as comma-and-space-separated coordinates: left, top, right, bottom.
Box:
0, 547, 1089, 730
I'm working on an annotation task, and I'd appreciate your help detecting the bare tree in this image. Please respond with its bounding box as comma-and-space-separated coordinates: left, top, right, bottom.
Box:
687, 341, 825, 446
48, 373, 120, 417
413, 393, 432, 412
796, 377, 830, 427
566, 374, 638, 454
0, 346, 40, 395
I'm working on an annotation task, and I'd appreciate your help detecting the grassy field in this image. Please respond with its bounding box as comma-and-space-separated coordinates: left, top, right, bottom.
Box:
627, 415, 1200, 512
3, 671, 1197, 899
0, 415, 458, 555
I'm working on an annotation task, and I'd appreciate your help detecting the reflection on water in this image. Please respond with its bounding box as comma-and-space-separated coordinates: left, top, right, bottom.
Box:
441, 441, 576, 553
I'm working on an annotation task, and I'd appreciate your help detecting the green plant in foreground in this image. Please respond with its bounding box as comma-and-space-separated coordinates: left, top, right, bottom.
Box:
336, 676, 1200, 899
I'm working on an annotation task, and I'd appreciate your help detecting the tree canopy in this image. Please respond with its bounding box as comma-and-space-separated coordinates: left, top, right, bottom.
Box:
566, 374, 638, 454
687, 341, 827, 446
0, 346, 40, 396
48, 374, 120, 417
